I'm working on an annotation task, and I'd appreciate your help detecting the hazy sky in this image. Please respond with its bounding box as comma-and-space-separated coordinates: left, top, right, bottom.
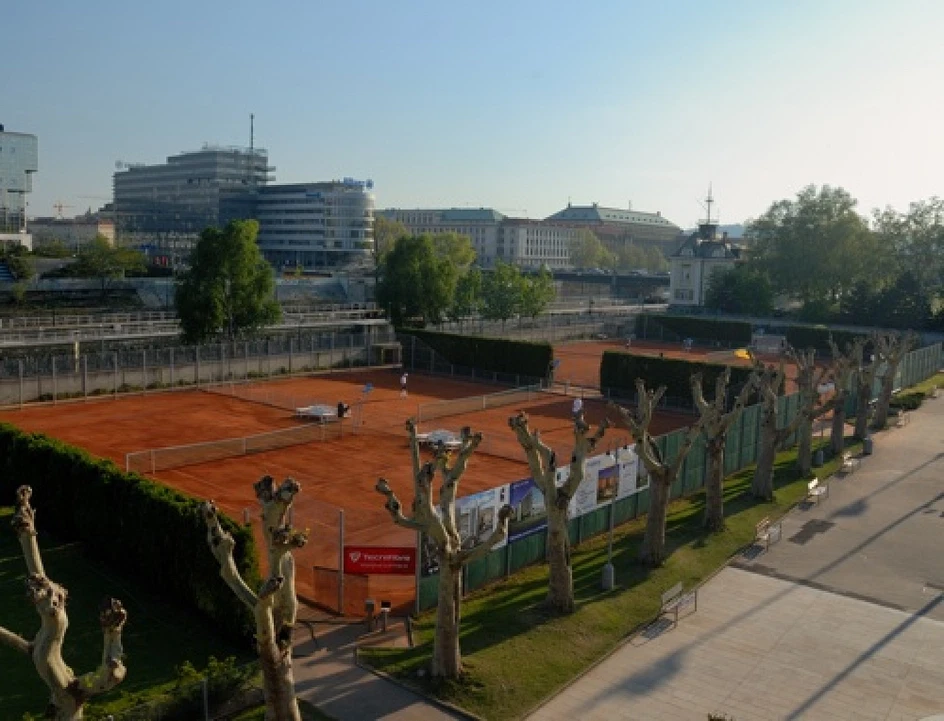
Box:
5, 0, 943, 228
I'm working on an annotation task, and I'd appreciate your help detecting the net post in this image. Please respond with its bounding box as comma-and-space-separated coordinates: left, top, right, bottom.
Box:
125, 453, 130, 473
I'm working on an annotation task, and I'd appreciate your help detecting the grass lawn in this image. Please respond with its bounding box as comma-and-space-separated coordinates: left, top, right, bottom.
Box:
0, 508, 253, 719
361, 439, 856, 720
907, 370, 944, 396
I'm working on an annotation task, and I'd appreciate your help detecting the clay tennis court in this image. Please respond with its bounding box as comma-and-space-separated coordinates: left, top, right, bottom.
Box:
0, 345, 706, 613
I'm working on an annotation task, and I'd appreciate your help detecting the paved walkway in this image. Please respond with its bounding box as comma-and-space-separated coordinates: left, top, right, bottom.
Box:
292, 617, 463, 720
529, 396, 944, 721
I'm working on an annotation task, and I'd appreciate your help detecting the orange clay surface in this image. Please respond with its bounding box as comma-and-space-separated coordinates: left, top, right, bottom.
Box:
0, 345, 736, 611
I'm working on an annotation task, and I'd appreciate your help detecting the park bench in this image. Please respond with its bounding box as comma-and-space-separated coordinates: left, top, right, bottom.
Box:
841, 452, 860, 475
755, 516, 783, 552
807, 477, 829, 505
896, 411, 911, 428
659, 581, 697, 628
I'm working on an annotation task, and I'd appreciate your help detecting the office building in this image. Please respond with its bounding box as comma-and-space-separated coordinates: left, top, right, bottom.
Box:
112, 145, 273, 235
545, 203, 682, 255
377, 208, 505, 267
256, 180, 374, 269
0, 124, 39, 234
498, 219, 581, 269
29, 217, 116, 250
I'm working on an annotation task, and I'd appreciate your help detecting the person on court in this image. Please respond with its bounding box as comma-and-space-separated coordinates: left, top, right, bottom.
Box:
400, 372, 409, 398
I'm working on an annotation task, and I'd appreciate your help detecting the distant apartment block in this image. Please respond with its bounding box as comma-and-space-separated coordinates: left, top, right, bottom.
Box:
256, 180, 374, 269
546, 203, 682, 256
0, 123, 39, 235
29, 218, 116, 250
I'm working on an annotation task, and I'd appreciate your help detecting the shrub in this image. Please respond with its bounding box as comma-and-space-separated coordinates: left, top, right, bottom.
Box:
889, 391, 924, 411
0, 424, 259, 640
404, 329, 553, 379
634, 315, 753, 345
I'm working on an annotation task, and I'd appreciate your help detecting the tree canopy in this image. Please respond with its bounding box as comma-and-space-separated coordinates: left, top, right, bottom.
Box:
746, 185, 882, 303
175, 220, 281, 343
376, 234, 459, 325
481, 261, 525, 326
372, 216, 409, 265
72, 235, 146, 297
569, 229, 613, 269
704, 264, 774, 316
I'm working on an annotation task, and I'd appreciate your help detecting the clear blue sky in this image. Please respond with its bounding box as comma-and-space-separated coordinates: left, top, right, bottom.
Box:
6, 0, 943, 229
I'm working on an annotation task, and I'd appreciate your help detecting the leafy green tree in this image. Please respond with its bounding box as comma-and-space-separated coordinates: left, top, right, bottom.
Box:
432, 232, 475, 268
376, 234, 458, 325
33, 239, 71, 258
0, 243, 34, 280
746, 185, 884, 303
644, 246, 668, 272
72, 235, 146, 298
519, 267, 556, 320
569, 229, 607, 269
874, 271, 931, 329
704, 264, 773, 315
449, 267, 482, 327
175, 220, 281, 343
614, 243, 646, 271
872, 198, 944, 297
839, 280, 880, 325
372, 216, 409, 266
481, 261, 524, 328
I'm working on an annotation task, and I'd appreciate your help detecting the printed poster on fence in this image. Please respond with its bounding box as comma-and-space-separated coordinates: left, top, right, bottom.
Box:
559, 448, 643, 519
508, 477, 547, 542
455, 484, 510, 553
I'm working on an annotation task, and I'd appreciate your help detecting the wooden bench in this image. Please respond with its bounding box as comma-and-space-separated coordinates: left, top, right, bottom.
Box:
896, 411, 910, 428
659, 582, 697, 628
807, 477, 829, 505
755, 517, 783, 551
841, 452, 860, 474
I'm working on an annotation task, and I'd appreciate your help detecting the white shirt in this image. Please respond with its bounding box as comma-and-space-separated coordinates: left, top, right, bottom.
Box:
572, 398, 584, 415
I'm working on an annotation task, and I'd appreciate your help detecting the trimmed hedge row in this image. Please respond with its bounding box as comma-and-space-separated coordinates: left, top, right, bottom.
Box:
780, 325, 867, 355
0, 424, 259, 641
636, 315, 753, 345
404, 329, 553, 379
600, 350, 757, 403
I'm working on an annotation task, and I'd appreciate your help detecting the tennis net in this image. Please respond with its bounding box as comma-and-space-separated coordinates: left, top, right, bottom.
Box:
126, 421, 344, 474
415, 384, 543, 424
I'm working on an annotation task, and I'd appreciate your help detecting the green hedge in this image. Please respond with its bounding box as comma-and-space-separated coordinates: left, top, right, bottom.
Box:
0, 424, 259, 641
635, 314, 753, 345
600, 350, 757, 403
781, 326, 867, 355
404, 329, 553, 379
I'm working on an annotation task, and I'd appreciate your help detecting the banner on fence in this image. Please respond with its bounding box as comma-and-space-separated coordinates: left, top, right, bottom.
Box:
508, 477, 548, 542
554, 447, 641, 519
456, 485, 510, 552
343, 546, 416, 575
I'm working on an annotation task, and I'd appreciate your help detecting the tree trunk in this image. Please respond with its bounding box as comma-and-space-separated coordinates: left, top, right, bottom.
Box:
854, 378, 871, 440
703, 440, 725, 531
258, 639, 301, 721
796, 412, 813, 476
872, 370, 897, 430
831, 394, 847, 456
752, 407, 778, 500
640, 475, 670, 567
432, 559, 463, 679
545, 499, 574, 613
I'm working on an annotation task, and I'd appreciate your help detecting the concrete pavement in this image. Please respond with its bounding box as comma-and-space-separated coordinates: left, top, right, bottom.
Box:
528, 395, 944, 721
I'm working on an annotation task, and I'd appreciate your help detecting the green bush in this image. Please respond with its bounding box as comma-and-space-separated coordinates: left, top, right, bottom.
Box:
600, 350, 758, 403
0, 424, 259, 641
404, 329, 553, 379
782, 325, 866, 355
889, 391, 924, 411
634, 314, 753, 345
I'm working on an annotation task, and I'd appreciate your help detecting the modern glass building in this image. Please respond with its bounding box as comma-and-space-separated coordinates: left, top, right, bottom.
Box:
112, 145, 273, 234
256, 180, 374, 269
0, 124, 39, 233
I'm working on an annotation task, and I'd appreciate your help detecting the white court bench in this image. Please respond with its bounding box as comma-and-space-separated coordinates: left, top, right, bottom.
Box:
842, 452, 860, 474
755, 516, 783, 552
896, 411, 911, 428
659, 582, 697, 628
807, 477, 829, 505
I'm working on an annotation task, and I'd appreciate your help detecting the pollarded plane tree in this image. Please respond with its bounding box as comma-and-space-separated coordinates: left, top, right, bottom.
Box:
749, 358, 828, 500
610, 380, 709, 567
0, 486, 127, 721
790, 347, 835, 476
853, 335, 881, 441
376, 420, 511, 679
508, 411, 609, 613
201, 476, 309, 721
691, 369, 757, 531
827, 337, 864, 457
872, 331, 918, 430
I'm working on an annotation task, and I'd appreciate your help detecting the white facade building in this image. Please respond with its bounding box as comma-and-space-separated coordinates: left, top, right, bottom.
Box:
498, 219, 581, 269
256, 180, 374, 269
377, 208, 504, 267
669, 224, 741, 306
29, 218, 116, 250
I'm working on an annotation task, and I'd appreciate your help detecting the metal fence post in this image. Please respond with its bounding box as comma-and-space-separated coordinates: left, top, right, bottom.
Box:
195, 345, 201, 387
245, 341, 250, 381
338, 509, 345, 615
113, 352, 119, 397
170, 347, 175, 387
82, 355, 88, 400
289, 337, 294, 375
142, 349, 148, 393
18, 359, 24, 408
52, 358, 57, 403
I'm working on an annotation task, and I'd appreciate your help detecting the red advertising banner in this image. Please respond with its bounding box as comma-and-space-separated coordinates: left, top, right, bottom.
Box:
343, 546, 416, 575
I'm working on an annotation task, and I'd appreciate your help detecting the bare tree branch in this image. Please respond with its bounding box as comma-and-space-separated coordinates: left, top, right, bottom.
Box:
456, 506, 512, 566
374, 478, 428, 533
0, 626, 30, 655
200, 501, 259, 611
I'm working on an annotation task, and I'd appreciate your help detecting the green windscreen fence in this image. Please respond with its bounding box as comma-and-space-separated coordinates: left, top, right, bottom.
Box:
416, 341, 941, 610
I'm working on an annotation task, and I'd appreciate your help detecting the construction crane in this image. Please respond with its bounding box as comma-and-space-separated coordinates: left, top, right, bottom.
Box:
53, 201, 74, 219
